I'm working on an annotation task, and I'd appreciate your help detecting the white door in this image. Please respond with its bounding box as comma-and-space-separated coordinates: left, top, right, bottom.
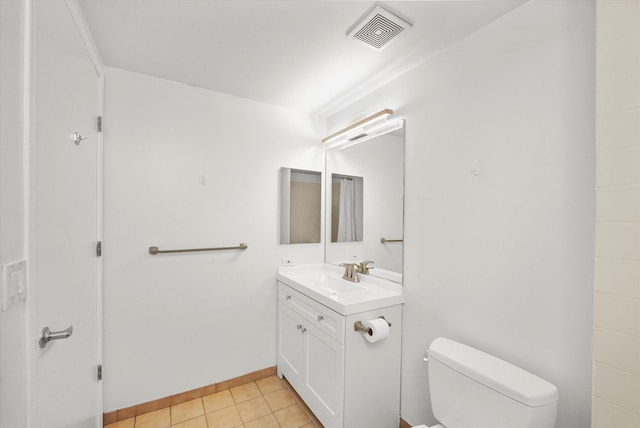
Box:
31, 1, 102, 427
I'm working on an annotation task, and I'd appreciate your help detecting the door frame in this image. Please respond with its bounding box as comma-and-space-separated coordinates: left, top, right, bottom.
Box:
24, 0, 104, 426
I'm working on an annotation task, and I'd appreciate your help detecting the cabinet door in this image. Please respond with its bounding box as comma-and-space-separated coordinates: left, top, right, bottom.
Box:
278, 305, 305, 390
304, 324, 344, 428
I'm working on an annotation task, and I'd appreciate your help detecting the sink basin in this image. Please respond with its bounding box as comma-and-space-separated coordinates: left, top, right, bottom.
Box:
277, 264, 404, 315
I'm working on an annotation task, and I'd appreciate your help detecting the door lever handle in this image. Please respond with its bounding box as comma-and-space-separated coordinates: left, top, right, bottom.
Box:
39, 325, 73, 348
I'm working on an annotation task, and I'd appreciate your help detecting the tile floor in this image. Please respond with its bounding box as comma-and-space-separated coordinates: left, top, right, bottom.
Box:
105, 375, 321, 428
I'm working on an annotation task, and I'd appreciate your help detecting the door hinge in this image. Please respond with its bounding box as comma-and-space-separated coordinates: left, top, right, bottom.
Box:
96, 241, 102, 257
97, 364, 103, 381
97, 116, 103, 132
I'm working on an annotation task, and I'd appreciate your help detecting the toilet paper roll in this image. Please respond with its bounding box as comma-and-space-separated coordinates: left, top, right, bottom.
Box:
362, 318, 390, 343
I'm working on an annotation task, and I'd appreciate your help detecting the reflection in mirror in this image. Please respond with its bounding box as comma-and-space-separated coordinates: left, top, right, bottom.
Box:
280, 168, 322, 244
325, 120, 404, 282
331, 174, 363, 242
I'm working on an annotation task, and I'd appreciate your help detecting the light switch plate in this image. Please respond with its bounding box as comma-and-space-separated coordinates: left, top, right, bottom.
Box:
2, 259, 27, 311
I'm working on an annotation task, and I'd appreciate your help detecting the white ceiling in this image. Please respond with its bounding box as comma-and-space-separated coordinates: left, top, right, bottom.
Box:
78, 0, 526, 115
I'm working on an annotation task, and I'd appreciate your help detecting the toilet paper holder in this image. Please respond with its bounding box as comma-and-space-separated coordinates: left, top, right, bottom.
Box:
354, 316, 391, 336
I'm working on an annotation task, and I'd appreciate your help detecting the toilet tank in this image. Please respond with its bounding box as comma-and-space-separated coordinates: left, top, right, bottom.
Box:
427, 338, 559, 428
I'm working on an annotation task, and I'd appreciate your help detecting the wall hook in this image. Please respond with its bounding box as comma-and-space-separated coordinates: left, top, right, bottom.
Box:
72, 132, 88, 145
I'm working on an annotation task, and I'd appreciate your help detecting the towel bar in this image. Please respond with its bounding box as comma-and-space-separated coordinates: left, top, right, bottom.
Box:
380, 238, 403, 243
149, 243, 247, 255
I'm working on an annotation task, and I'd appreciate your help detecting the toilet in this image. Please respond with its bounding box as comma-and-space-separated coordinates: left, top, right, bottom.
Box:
414, 337, 559, 428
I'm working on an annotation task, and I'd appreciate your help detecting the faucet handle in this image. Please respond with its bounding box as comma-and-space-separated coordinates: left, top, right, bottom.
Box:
356, 260, 375, 274
339, 262, 359, 282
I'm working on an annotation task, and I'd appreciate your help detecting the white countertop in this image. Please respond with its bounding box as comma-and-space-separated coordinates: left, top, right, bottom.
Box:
277, 263, 404, 315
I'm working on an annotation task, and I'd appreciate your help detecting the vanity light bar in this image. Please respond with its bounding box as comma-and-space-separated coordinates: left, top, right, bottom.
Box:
326, 117, 403, 151
322, 108, 394, 145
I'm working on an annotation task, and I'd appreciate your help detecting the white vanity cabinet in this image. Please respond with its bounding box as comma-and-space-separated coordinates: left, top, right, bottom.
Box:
278, 283, 345, 426
277, 281, 402, 428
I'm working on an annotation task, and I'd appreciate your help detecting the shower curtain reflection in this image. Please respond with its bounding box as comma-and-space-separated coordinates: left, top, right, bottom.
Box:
331, 174, 363, 242
337, 178, 356, 242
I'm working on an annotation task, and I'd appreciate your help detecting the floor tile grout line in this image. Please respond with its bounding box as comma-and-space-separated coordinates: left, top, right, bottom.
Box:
280, 379, 321, 427
116, 375, 315, 428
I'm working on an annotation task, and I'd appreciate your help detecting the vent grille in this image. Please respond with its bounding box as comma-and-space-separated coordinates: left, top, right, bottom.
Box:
354, 14, 404, 49
347, 5, 412, 51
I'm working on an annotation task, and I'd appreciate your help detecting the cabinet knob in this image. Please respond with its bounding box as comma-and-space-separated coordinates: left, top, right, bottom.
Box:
285, 295, 292, 300
297, 324, 302, 330
317, 315, 324, 321
301, 327, 307, 333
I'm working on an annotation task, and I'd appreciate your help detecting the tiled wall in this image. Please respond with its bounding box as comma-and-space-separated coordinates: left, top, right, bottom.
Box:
593, 1, 640, 426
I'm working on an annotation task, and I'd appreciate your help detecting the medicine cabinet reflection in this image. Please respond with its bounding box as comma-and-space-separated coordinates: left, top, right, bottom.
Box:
325, 120, 404, 281
280, 168, 322, 245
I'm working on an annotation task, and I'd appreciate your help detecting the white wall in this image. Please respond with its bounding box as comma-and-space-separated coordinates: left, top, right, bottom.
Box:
0, 1, 28, 426
102, 68, 324, 411
327, 1, 595, 426
593, 1, 640, 426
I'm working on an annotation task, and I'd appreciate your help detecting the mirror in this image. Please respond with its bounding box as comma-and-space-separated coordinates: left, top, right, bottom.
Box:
280, 168, 322, 244
325, 121, 404, 282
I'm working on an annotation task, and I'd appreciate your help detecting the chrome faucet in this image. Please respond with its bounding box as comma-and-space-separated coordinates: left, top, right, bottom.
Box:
355, 261, 374, 275
340, 263, 359, 282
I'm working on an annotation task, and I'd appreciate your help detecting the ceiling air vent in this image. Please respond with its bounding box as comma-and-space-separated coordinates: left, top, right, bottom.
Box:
347, 4, 412, 51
